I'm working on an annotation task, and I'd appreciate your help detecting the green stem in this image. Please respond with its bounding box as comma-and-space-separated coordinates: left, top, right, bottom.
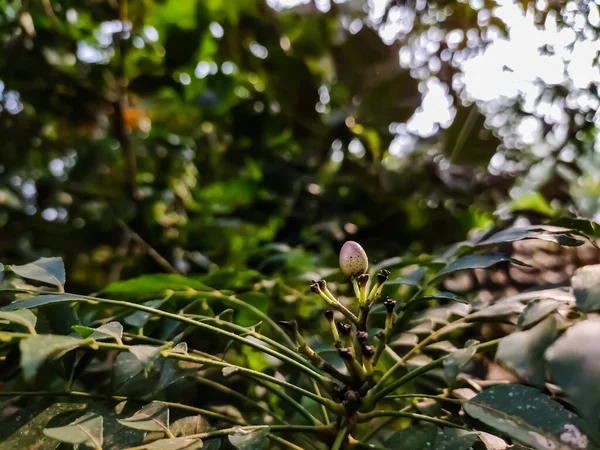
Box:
312, 380, 331, 425
357, 410, 467, 429
195, 376, 322, 450
35, 292, 330, 386
374, 315, 471, 393
362, 339, 500, 409
206, 290, 296, 348
0, 390, 240, 423
244, 375, 323, 426
358, 405, 411, 442
0, 331, 342, 413
184, 424, 332, 441
386, 394, 463, 404
186, 314, 317, 369
331, 425, 349, 450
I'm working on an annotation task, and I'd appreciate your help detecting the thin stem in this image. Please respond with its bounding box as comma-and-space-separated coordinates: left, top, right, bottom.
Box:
402, 316, 469, 362
386, 394, 463, 405
374, 315, 471, 391
186, 424, 332, 441
34, 292, 330, 386
207, 290, 296, 348
246, 375, 323, 426
363, 339, 501, 408
0, 390, 239, 423
357, 410, 467, 429
330, 425, 349, 450
358, 405, 411, 442
195, 376, 286, 422
313, 380, 331, 425
195, 376, 321, 450
0, 331, 342, 413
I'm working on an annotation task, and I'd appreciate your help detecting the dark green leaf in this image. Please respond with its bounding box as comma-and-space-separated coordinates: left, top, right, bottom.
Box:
124, 299, 167, 328
444, 346, 476, 383
1, 294, 77, 312
129, 345, 162, 370
43, 412, 103, 449
496, 316, 558, 388
0, 309, 37, 332
545, 317, 600, 422
8, 257, 65, 290
477, 227, 584, 247
101, 274, 211, 300
0, 402, 85, 450
228, 427, 269, 450
436, 254, 528, 278
72, 321, 123, 341
518, 299, 564, 330
384, 425, 478, 449
468, 300, 525, 321
20, 335, 82, 381
118, 401, 171, 433
171, 416, 220, 450
464, 385, 593, 450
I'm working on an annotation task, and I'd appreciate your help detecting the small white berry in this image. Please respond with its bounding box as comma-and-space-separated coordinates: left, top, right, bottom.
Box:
339, 241, 369, 277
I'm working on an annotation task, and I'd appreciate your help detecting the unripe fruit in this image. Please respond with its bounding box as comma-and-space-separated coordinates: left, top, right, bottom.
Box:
339, 241, 368, 277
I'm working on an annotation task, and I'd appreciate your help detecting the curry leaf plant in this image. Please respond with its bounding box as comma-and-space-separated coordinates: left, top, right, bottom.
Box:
1, 226, 600, 449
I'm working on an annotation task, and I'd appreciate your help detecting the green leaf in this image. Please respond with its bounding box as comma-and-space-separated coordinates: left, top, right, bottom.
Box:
171, 416, 220, 450
444, 347, 476, 383
436, 254, 528, 278
118, 401, 171, 434
477, 227, 584, 247
20, 335, 82, 381
8, 257, 65, 290
142, 437, 202, 449
0, 402, 85, 450
571, 265, 600, 313
468, 299, 525, 321
464, 385, 593, 450
496, 316, 558, 388
129, 345, 162, 369
236, 292, 269, 327
0, 309, 37, 333
124, 299, 167, 328
1, 294, 77, 312
43, 412, 103, 449
72, 322, 123, 341
509, 192, 556, 217
101, 274, 211, 301
518, 298, 564, 330
478, 432, 509, 450
228, 427, 270, 450
383, 425, 478, 449
113, 353, 145, 389
545, 317, 600, 422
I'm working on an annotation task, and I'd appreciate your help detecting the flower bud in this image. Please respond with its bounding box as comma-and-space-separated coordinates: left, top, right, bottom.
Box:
377, 269, 390, 284
383, 299, 396, 314
339, 241, 369, 277
356, 331, 368, 343
324, 310, 335, 322
361, 344, 375, 359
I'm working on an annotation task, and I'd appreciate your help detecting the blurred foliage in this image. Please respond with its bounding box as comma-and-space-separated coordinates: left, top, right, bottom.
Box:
1, 0, 600, 292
